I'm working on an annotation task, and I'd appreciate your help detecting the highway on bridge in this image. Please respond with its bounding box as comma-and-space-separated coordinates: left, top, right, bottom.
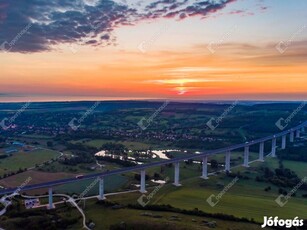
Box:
0, 121, 306, 196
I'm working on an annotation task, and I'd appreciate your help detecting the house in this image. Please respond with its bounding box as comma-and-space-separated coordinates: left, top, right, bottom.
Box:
24, 199, 40, 209
12, 141, 25, 147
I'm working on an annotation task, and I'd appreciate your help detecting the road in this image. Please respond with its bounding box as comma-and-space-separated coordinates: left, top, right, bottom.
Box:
21, 193, 90, 230
95, 160, 104, 169
15, 190, 140, 229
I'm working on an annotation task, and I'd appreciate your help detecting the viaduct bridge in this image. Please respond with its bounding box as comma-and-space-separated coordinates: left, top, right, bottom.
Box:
0, 122, 306, 210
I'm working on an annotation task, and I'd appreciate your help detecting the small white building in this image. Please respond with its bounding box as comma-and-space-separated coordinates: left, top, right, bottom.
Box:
24, 198, 40, 209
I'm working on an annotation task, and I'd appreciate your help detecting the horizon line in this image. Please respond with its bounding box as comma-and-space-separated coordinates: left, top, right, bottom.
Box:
0, 99, 306, 104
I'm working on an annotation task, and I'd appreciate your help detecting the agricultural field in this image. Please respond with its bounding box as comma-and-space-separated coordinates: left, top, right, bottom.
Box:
152, 178, 307, 222
106, 158, 307, 223
68, 199, 269, 230
258, 158, 307, 179
0, 170, 75, 194
0, 149, 60, 177
55, 174, 129, 195
38, 161, 102, 174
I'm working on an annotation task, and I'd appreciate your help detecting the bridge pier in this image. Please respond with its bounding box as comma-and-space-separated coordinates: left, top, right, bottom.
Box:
271, 138, 276, 157
48, 187, 54, 209
296, 129, 300, 138
200, 156, 208, 179
140, 170, 147, 193
281, 135, 286, 149
243, 146, 249, 167
173, 162, 181, 186
290, 131, 294, 142
99, 177, 106, 200
225, 151, 231, 172
259, 142, 264, 162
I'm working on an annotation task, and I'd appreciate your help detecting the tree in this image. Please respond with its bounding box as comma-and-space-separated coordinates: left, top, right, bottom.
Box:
47, 141, 53, 148
210, 159, 218, 169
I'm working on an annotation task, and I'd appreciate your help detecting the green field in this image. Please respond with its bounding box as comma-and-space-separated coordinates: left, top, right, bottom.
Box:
105, 158, 307, 223
55, 174, 129, 195
40, 161, 101, 174
154, 179, 307, 222
0, 149, 60, 176
19, 134, 54, 139
258, 158, 307, 179
69, 199, 267, 230
106, 177, 307, 223
74, 139, 168, 150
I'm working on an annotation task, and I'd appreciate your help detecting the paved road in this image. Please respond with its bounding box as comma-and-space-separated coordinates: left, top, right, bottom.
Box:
21, 193, 90, 230
0, 121, 305, 196
18, 190, 141, 229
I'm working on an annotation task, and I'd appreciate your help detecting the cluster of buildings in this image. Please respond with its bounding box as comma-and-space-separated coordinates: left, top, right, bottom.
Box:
101, 130, 218, 142
2, 141, 35, 155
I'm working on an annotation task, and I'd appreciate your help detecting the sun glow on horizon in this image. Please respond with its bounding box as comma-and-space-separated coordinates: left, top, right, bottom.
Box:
1, 0, 307, 101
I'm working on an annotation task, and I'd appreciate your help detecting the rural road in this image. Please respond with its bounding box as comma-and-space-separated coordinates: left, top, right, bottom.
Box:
21, 193, 90, 230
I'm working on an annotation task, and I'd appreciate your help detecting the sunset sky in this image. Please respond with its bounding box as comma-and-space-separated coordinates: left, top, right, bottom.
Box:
0, 0, 307, 102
